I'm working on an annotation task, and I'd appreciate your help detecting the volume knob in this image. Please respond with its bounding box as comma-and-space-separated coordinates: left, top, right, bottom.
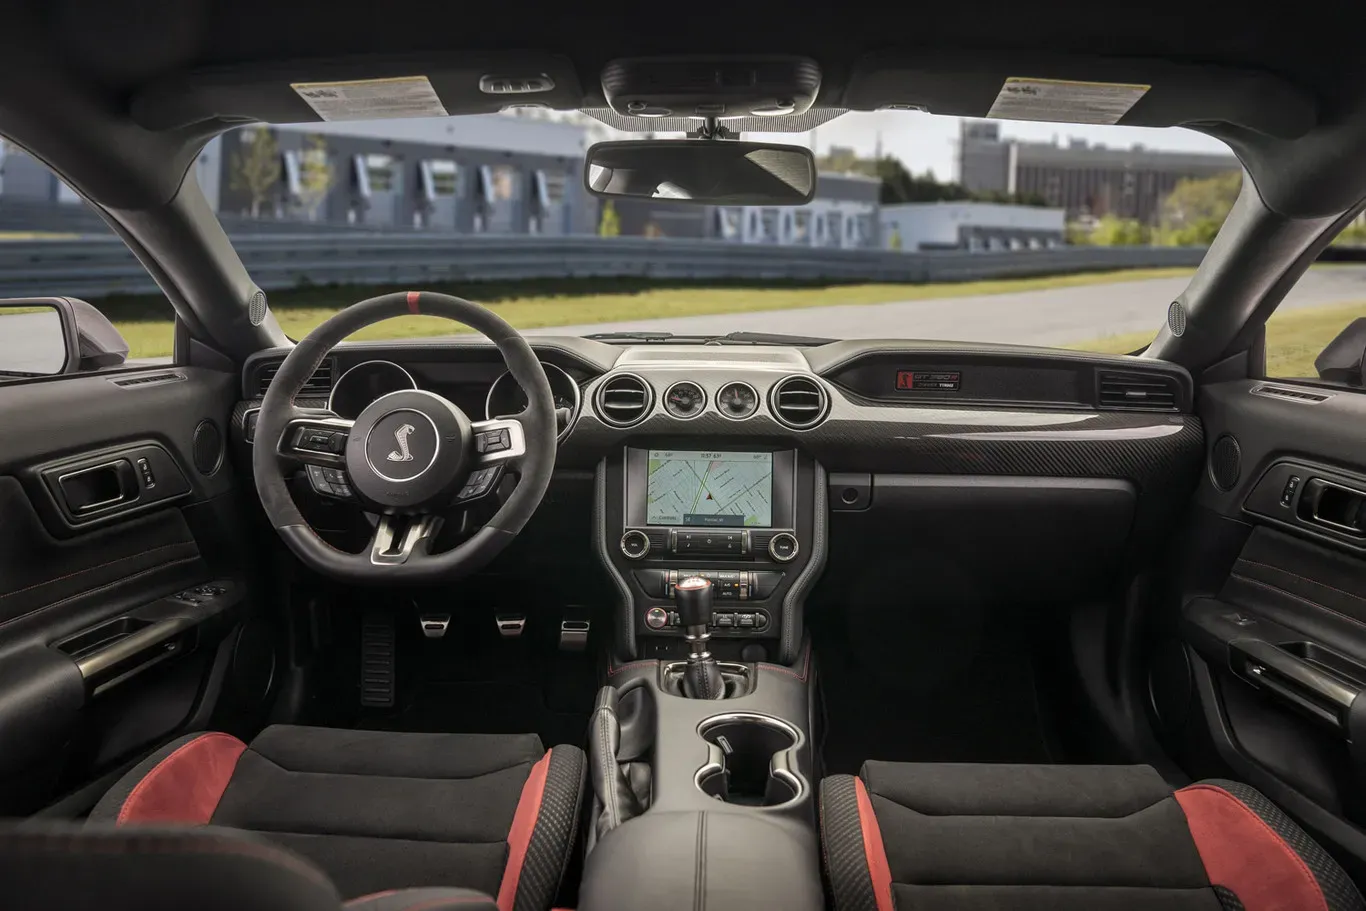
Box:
620, 529, 651, 560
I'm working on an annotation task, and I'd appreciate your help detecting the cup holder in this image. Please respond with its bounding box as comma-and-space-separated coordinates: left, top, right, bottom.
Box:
695, 713, 805, 808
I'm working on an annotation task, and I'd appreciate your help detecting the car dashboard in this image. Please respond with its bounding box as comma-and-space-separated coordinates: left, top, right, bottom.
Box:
234, 334, 1204, 665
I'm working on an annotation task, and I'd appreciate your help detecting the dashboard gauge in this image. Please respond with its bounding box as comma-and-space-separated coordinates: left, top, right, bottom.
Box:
327, 360, 417, 419
485, 362, 581, 441
663, 381, 706, 418
716, 381, 759, 419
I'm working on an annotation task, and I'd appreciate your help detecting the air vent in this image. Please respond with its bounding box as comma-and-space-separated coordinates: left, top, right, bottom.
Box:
1097, 371, 1180, 412
594, 373, 654, 427
111, 371, 184, 388
769, 375, 829, 429
257, 359, 335, 398
1250, 384, 1332, 404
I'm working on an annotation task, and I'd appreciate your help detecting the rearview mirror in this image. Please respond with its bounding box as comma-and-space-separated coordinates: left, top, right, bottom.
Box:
585, 140, 816, 206
0, 297, 128, 377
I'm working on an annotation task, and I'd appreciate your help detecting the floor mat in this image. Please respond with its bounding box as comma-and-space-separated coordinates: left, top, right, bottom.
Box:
360, 680, 591, 749
811, 601, 1055, 776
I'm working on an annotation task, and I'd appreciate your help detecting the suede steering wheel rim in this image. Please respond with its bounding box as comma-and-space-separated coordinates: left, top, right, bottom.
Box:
252, 290, 557, 583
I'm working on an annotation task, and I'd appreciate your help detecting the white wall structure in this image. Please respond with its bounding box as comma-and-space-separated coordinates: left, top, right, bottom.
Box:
880, 201, 1066, 252
295, 113, 588, 158
715, 172, 881, 249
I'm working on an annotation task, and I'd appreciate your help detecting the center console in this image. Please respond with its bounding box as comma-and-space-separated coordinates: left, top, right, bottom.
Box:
596, 445, 826, 666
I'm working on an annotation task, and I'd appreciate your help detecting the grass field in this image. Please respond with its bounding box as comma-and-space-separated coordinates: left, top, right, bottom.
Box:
108, 267, 1199, 358
1071, 300, 1366, 377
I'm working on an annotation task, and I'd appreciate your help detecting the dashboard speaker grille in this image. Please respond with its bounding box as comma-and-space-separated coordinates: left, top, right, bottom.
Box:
595, 373, 653, 427
769, 375, 829, 429
1209, 434, 1241, 492
192, 420, 224, 476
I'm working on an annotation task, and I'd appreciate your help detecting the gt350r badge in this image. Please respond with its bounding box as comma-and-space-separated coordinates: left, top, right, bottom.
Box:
387, 424, 417, 462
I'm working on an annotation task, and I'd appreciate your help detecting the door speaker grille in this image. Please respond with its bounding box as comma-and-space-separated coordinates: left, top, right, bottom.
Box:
192, 420, 224, 476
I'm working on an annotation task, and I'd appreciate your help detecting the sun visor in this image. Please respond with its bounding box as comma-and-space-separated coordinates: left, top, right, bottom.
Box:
844, 52, 1317, 139
129, 53, 584, 130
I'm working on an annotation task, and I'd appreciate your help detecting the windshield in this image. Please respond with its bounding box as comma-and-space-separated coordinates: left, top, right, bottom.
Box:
141, 108, 1351, 369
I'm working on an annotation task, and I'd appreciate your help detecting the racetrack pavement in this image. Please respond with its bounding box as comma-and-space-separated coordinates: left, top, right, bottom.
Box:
526, 265, 1366, 347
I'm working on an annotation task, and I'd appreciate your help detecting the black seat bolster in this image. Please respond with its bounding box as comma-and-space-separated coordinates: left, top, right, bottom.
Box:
0, 824, 341, 911
344, 887, 499, 911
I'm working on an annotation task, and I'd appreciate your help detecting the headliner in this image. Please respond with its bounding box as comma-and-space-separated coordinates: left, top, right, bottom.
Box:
2, 0, 1365, 216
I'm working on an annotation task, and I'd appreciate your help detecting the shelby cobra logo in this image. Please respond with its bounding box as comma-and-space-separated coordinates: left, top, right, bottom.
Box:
386, 424, 417, 462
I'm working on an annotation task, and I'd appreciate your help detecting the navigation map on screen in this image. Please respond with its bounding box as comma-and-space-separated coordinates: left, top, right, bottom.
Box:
646, 450, 773, 527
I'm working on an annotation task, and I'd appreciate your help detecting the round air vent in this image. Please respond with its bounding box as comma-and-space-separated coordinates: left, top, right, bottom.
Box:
1209, 434, 1241, 492
192, 419, 224, 476
769, 375, 829, 429
594, 373, 654, 427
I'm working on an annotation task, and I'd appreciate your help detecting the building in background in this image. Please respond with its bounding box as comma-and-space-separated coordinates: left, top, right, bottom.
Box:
957, 120, 1238, 224
880, 201, 1065, 252
713, 172, 880, 248
218, 114, 594, 234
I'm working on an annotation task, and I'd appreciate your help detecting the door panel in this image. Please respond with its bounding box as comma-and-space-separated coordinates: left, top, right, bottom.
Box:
0, 366, 262, 815
1162, 378, 1366, 876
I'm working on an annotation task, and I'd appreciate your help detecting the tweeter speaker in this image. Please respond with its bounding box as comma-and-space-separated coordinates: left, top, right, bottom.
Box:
192, 419, 224, 476
1209, 434, 1241, 492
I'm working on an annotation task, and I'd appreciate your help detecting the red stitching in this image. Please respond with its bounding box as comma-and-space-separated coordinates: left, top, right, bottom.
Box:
607, 660, 657, 677
1228, 574, 1366, 634
1179, 784, 1329, 911
0, 543, 193, 601
759, 643, 812, 681
1237, 558, 1366, 608
117, 733, 245, 825
0, 556, 201, 634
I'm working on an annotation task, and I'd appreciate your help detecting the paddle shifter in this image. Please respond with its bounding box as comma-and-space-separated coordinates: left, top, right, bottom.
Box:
676, 576, 725, 700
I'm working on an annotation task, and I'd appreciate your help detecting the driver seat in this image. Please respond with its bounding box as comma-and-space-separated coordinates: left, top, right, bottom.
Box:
89, 725, 586, 908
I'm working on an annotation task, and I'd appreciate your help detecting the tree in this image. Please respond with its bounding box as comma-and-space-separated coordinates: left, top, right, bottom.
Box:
229, 126, 281, 218
1156, 171, 1241, 246
296, 134, 334, 221
1089, 215, 1149, 246
598, 200, 620, 237
819, 151, 1048, 207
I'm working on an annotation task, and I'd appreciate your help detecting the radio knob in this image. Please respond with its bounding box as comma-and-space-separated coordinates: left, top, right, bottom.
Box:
645, 606, 669, 630
620, 529, 651, 560
768, 532, 799, 562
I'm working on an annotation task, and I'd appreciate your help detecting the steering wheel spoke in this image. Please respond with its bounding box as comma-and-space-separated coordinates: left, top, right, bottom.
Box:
369, 513, 443, 565
278, 415, 354, 468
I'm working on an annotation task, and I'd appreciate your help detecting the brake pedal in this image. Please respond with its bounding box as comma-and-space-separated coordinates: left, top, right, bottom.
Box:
359, 613, 395, 708
496, 614, 526, 638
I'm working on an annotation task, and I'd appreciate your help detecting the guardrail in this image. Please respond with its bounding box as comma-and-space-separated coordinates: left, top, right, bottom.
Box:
0, 234, 1208, 300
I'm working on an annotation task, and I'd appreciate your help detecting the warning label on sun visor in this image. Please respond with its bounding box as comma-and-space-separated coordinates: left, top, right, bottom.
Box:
987, 77, 1150, 125
291, 76, 448, 121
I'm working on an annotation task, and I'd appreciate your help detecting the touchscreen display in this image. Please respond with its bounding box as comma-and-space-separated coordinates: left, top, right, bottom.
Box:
646, 450, 773, 527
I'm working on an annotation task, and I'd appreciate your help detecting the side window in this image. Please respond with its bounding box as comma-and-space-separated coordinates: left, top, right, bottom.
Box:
1264, 217, 1366, 388
0, 141, 178, 376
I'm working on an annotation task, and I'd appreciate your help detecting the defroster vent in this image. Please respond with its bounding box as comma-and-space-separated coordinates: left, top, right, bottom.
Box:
1097, 371, 1180, 412
769, 375, 829, 429
594, 373, 654, 427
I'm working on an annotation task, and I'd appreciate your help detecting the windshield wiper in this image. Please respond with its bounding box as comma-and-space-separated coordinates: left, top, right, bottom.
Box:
583, 330, 833, 347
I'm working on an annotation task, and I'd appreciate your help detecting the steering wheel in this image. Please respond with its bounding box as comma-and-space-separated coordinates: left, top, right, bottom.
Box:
252, 291, 557, 583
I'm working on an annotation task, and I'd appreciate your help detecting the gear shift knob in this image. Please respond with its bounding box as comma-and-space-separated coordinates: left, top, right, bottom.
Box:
675, 576, 713, 630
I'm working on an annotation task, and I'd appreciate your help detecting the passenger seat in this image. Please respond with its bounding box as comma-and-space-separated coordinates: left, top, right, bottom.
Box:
820, 762, 1364, 910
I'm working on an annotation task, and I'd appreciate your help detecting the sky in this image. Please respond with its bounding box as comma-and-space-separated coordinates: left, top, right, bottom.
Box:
751, 111, 1233, 181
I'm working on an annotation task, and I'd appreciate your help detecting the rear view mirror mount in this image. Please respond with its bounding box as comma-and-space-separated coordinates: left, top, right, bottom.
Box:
584, 138, 817, 206
0, 297, 128, 377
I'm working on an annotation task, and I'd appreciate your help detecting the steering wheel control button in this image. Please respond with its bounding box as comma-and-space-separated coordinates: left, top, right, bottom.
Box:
645, 606, 669, 630
620, 529, 651, 559
298, 429, 345, 454
475, 428, 512, 454
768, 532, 799, 562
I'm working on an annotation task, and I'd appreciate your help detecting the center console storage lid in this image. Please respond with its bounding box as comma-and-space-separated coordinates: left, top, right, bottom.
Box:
578, 810, 822, 911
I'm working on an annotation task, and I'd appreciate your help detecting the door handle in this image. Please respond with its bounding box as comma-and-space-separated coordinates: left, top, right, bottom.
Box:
1299, 478, 1366, 537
